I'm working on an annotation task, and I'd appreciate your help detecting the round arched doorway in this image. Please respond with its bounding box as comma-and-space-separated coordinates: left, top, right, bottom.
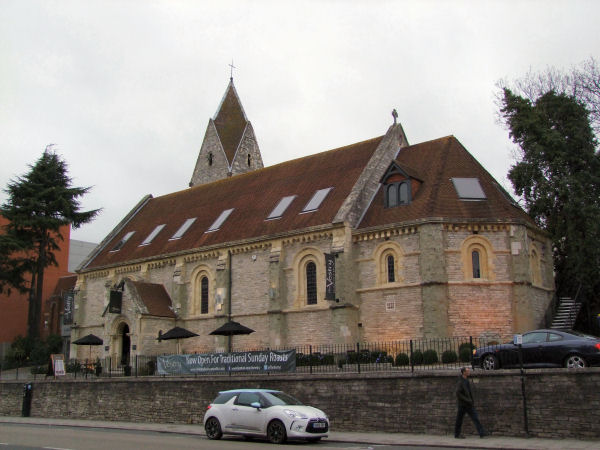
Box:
115, 322, 131, 366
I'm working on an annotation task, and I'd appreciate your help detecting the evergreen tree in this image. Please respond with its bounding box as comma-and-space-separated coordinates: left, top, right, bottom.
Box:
500, 89, 600, 329
1, 148, 100, 338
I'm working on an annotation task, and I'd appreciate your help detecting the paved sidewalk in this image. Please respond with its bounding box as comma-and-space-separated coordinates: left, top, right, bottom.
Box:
0, 416, 598, 449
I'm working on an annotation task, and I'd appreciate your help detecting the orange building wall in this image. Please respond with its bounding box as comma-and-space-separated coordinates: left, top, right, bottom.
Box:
0, 216, 71, 344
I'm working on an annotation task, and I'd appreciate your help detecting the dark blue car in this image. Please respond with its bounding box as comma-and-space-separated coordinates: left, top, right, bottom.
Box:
472, 329, 600, 370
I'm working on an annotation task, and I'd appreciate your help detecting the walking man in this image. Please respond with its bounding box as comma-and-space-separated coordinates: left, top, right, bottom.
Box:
455, 367, 489, 438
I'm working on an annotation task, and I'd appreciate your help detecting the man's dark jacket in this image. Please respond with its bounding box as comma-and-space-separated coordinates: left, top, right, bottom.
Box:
455, 376, 474, 407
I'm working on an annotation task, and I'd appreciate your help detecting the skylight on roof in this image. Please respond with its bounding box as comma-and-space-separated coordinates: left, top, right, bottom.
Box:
302, 187, 333, 213
170, 218, 196, 240
267, 195, 296, 220
451, 178, 487, 200
139, 224, 165, 246
110, 231, 135, 252
206, 208, 234, 232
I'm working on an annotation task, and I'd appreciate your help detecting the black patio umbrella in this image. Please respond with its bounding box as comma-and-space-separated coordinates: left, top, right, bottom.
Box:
73, 334, 103, 360
209, 320, 255, 336
209, 321, 255, 352
158, 326, 199, 354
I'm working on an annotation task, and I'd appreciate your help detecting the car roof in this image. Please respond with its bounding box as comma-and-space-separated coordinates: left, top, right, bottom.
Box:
218, 389, 281, 394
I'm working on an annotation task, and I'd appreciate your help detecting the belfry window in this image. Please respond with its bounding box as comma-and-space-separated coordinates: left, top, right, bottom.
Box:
247, 154, 251, 166
306, 262, 317, 305
385, 181, 411, 207
208, 152, 213, 166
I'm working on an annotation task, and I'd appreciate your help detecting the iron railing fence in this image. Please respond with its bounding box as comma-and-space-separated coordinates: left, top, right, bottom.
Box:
1, 335, 515, 380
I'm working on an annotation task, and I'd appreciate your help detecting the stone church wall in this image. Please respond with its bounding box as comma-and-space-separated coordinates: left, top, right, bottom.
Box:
72, 220, 553, 359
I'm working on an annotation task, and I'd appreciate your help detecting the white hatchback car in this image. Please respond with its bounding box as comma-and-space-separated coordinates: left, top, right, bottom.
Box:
203, 389, 329, 444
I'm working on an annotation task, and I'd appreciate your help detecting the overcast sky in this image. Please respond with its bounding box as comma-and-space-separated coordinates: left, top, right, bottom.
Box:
2, 0, 599, 244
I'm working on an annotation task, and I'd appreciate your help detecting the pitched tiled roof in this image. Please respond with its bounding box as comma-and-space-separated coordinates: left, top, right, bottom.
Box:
83, 136, 384, 270
214, 81, 247, 163
358, 136, 533, 229
51, 275, 77, 296
130, 281, 176, 318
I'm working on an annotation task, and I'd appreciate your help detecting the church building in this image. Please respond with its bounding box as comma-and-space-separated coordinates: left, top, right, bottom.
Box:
72, 79, 554, 361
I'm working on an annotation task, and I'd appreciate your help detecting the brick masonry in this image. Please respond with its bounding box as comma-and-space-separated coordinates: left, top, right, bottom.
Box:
2, 368, 599, 439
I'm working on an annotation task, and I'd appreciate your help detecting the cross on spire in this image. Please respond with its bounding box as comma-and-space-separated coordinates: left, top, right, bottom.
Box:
229, 60, 236, 80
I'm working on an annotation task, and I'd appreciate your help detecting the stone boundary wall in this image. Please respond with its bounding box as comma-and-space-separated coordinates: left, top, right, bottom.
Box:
1, 368, 599, 439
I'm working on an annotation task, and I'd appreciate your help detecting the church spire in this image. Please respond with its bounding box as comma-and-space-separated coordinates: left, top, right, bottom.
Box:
189, 79, 264, 187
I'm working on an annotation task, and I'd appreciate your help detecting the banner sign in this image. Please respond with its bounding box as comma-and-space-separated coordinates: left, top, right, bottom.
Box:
325, 253, 336, 300
157, 349, 296, 375
109, 290, 122, 314
63, 290, 74, 325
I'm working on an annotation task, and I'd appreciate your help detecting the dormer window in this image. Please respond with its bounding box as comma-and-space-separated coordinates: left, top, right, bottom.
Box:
381, 162, 417, 208
385, 181, 411, 207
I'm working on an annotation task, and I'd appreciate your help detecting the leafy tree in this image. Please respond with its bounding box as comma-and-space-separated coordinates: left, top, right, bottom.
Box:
499, 89, 600, 330
497, 57, 600, 137
0, 147, 100, 339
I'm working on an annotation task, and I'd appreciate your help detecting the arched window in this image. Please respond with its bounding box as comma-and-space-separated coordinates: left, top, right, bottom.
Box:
472, 250, 481, 278
374, 243, 403, 286
530, 247, 542, 286
192, 267, 213, 315
200, 276, 209, 314
399, 182, 409, 204
387, 185, 398, 207
461, 235, 495, 281
387, 254, 395, 282
306, 262, 317, 305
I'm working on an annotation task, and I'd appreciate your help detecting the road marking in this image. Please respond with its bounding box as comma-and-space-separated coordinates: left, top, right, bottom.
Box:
43, 447, 74, 450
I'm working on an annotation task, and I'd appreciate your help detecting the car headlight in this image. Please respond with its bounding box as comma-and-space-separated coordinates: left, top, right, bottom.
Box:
283, 409, 308, 419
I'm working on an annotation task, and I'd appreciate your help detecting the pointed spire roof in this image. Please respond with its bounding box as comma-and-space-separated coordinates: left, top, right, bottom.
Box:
213, 79, 248, 163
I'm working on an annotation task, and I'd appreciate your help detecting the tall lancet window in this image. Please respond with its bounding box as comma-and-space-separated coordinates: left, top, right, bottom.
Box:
306, 262, 317, 305
472, 250, 481, 279
200, 276, 209, 314
387, 255, 395, 283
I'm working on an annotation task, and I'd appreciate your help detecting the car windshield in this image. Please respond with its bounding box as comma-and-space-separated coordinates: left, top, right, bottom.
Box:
263, 391, 303, 406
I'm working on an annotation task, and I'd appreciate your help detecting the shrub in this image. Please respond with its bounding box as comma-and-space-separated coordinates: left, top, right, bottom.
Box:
459, 347, 473, 363
410, 349, 424, 365
423, 349, 438, 364
395, 353, 409, 366
458, 342, 474, 352
442, 350, 458, 364
458, 342, 474, 363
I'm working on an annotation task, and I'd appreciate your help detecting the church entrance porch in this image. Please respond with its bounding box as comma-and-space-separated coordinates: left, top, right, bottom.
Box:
110, 321, 131, 369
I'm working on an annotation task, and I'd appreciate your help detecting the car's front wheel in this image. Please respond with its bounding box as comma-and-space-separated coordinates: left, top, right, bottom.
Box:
481, 354, 499, 370
267, 419, 287, 444
564, 354, 587, 369
205, 417, 223, 440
